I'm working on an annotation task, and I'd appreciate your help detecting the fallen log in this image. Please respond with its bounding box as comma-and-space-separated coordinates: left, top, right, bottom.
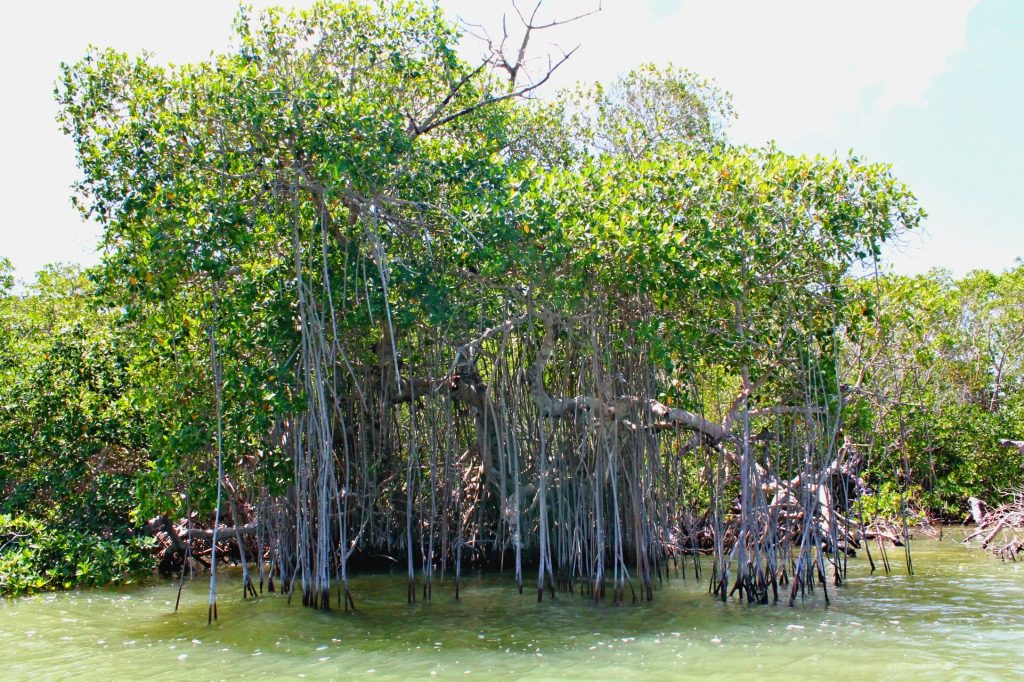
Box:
964, 489, 1024, 556
147, 515, 186, 555
980, 518, 1008, 548
183, 523, 259, 541
147, 514, 213, 575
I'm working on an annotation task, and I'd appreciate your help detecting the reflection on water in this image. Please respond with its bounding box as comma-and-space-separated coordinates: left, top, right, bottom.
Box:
3, 534, 1024, 680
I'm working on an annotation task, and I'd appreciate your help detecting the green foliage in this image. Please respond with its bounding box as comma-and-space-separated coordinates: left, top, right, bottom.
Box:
0, 257, 13, 294
0, 514, 154, 596
0, 266, 150, 595
854, 482, 928, 525
506, 143, 921, 399
843, 264, 1024, 518
54, 0, 541, 520
563, 63, 734, 158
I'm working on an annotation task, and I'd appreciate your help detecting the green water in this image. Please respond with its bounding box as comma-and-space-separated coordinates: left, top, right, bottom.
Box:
3, 536, 1024, 681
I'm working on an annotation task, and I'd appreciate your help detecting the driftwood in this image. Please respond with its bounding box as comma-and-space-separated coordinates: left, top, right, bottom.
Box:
148, 515, 208, 574
183, 523, 258, 541
964, 491, 1024, 560
147, 515, 186, 555
864, 519, 906, 546
147, 515, 257, 575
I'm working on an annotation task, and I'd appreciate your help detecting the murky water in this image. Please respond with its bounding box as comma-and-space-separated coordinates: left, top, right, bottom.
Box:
3, 535, 1024, 680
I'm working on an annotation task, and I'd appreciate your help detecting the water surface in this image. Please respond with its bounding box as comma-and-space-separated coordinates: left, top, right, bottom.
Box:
3, 535, 1023, 680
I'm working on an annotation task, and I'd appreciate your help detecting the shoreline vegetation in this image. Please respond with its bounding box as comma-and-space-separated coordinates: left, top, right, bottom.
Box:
2, 1, 1022, 609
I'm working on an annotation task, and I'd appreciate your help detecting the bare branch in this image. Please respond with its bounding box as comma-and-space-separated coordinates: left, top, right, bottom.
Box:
416, 1, 597, 136
415, 45, 577, 136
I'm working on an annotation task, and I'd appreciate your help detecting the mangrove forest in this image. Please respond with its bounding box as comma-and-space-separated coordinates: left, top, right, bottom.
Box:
3, 1, 1023, 643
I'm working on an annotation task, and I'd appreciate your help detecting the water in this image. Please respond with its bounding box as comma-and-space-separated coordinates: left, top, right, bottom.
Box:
3, 535, 1024, 680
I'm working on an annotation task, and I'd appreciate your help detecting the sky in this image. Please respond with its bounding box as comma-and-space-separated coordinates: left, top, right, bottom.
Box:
1, 0, 1020, 286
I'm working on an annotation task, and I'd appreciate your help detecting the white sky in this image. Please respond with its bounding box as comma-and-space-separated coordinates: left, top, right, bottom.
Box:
3, 0, 1017, 286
